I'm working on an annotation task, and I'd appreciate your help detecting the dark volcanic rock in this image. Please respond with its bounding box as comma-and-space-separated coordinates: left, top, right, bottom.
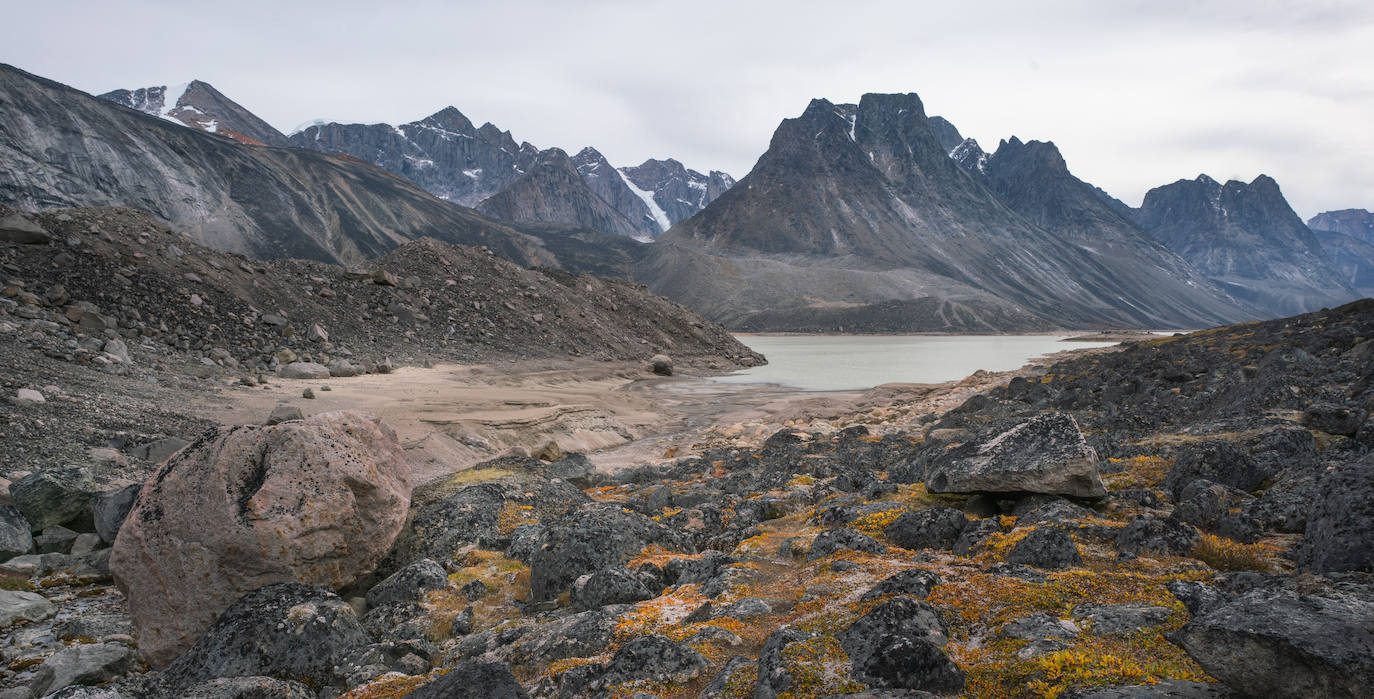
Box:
1297, 456, 1374, 573
926, 413, 1106, 498
754, 627, 818, 699
366, 559, 448, 609
152, 583, 369, 696
527, 502, 685, 602
1171, 584, 1374, 698
861, 569, 941, 602
808, 528, 888, 560
883, 507, 968, 551
1006, 527, 1082, 569
837, 596, 962, 693
1116, 515, 1200, 556
1164, 441, 1266, 499
570, 566, 655, 611
404, 659, 529, 699
1301, 402, 1365, 436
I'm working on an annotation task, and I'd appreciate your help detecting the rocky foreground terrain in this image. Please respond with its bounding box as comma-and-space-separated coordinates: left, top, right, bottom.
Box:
0, 196, 1371, 698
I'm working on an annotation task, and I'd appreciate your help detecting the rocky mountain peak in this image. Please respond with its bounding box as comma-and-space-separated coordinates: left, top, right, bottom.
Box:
98, 79, 288, 147
419, 106, 475, 133
476, 147, 644, 239
927, 115, 964, 154
1308, 208, 1374, 245
989, 137, 1068, 174
951, 138, 988, 174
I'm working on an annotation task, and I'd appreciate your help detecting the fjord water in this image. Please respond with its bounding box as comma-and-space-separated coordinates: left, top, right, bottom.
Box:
714, 334, 1119, 392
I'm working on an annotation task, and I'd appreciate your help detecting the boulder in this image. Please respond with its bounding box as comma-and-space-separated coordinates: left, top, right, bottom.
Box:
152, 583, 369, 696
264, 404, 303, 425
1164, 441, 1265, 499
327, 359, 360, 377
1172, 585, 1374, 698
34, 524, 79, 554
178, 677, 315, 698
1006, 527, 1082, 569
1297, 456, 1374, 573
861, 569, 941, 602
557, 634, 705, 696
27, 642, 137, 697
277, 362, 330, 380
546, 453, 597, 488
91, 485, 141, 544
570, 566, 655, 611
405, 660, 528, 698
0, 214, 49, 244
884, 507, 968, 551
527, 502, 682, 602
10, 465, 97, 531
0, 506, 33, 561
1301, 402, 1365, 436
366, 559, 447, 609
110, 411, 412, 667
649, 354, 673, 376
701, 656, 757, 699
130, 438, 189, 464
1116, 515, 1199, 556
925, 413, 1106, 498
14, 388, 45, 404
1000, 612, 1081, 640
1071, 604, 1171, 634
1071, 680, 1235, 698
754, 627, 817, 699
836, 596, 963, 693
0, 589, 55, 627
808, 528, 888, 560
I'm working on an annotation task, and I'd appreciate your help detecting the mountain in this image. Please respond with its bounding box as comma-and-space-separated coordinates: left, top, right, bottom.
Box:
476, 148, 645, 240
1311, 229, 1374, 298
649, 92, 1250, 331
619, 159, 735, 228
1134, 174, 1355, 316
0, 63, 551, 267
971, 136, 1242, 323
927, 115, 964, 154
292, 112, 734, 239
1308, 209, 1374, 245
98, 80, 289, 147
289, 107, 538, 207
570, 147, 661, 240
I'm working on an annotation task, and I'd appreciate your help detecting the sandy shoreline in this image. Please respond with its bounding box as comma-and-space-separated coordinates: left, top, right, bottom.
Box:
191, 345, 1123, 486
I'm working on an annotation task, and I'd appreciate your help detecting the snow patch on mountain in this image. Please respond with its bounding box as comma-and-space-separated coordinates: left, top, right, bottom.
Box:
617, 168, 671, 233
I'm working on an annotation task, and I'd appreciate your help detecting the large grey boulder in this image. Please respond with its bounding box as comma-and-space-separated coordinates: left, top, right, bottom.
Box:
110, 411, 412, 667
10, 465, 97, 531
91, 485, 140, 544
0, 506, 33, 561
926, 413, 1105, 498
28, 642, 137, 697
152, 583, 369, 696
0, 589, 56, 627
1298, 456, 1374, 573
277, 362, 330, 379
0, 214, 50, 244
366, 558, 447, 609
1171, 585, 1374, 698
554, 635, 705, 697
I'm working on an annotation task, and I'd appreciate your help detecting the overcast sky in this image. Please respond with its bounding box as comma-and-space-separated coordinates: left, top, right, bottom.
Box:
6, 0, 1371, 217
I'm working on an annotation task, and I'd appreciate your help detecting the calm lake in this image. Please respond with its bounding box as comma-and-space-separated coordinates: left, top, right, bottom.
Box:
713, 334, 1120, 392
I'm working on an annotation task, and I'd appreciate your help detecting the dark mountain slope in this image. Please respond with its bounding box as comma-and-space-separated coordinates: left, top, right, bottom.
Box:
0, 64, 551, 267
1135, 175, 1355, 316
477, 149, 644, 240
1309, 208, 1374, 245
655, 93, 1249, 331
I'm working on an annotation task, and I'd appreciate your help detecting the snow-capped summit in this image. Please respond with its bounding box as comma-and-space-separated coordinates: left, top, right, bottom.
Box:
99, 80, 288, 146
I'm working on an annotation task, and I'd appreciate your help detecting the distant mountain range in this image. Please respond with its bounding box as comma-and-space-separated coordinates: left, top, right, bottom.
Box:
2, 62, 1367, 332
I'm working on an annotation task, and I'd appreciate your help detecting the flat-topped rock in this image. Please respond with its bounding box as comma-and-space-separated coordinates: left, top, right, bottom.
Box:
926, 413, 1106, 498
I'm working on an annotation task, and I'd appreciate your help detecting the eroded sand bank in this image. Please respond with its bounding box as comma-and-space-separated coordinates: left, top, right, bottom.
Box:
193, 346, 1118, 486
